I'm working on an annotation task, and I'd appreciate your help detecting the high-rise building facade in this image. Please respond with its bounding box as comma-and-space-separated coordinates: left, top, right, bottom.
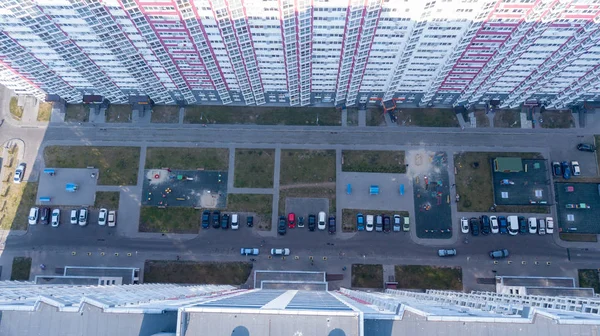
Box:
1, 0, 599, 109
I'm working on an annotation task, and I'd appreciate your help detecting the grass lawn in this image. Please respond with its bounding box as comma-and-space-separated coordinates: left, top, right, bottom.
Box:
151, 105, 180, 123
184, 105, 341, 126
234, 149, 274, 188
595, 135, 600, 172
473, 109, 490, 127
139, 207, 200, 233
145, 147, 229, 170
94, 191, 120, 209
366, 108, 385, 126
541, 110, 574, 128
347, 108, 359, 126
351, 264, 383, 288
395, 265, 462, 290
395, 108, 459, 127
559, 233, 598, 242
9, 97, 23, 120
106, 104, 132, 123
342, 209, 408, 232
454, 151, 543, 212
579, 269, 600, 293
144, 260, 252, 285
342, 150, 405, 173
0, 147, 37, 230
279, 187, 336, 213
65, 104, 89, 122
44, 146, 140, 185
493, 109, 521, 128
280, 150, 336, 185
10, 257, 31, 281
37, 102, 53, 122
228, 194, 273, 230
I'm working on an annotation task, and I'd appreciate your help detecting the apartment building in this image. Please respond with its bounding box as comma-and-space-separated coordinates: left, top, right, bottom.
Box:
0, 0, 599, 109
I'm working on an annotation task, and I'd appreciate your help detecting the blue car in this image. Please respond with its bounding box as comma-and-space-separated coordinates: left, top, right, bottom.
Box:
201, 210, 210, 229
498, 216, 508, 234
562, 161, 571, 179
357, 213, 365, 231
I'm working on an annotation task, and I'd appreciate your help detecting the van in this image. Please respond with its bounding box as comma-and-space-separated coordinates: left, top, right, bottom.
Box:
507, 216, 519, 236
318, 211, 326, 230
538, 218, 546, 235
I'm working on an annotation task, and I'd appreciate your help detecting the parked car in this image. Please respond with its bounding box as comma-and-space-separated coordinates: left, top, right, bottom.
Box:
287, 212, 296, 229
490, 215, 499, 234
552, 161, 562, 176
317, 211, 326, 230
298, 216, 305, 228
498, 216, 508, 234
98, 208, 107, 226
278, 216, 287, 235
518, 216, 527, 234
571, 161, 581, 176
28, 207, 39, 225
13, 163, 25, 183
375, 215, 383, 232
577, 143, 596, 152
528, 217, 537, 234
212, 211, 220, 228
460, 217, 469, 234
508, 215, 519, 236
221, 214, 229, 229
240, 248, 259, 256
78, 208, 88, 226
438, 249, 457, 257
70, 209, 78, 224
40, 207, 49, 225
480, 215, 491, 235
308, 214, 316, 231
201, 210, 210, 229
328, 216, 336, 234
546, 217, 554, 234
247, 215, 254, 227
271, 248, 290, 256
357, 213, 365, 231
231, 214, 239, 230
383, 215, 391, 233
402, 216, 410, 232
107, 210, 116, 227
393, 215, 401, 232
51, 209, 60, 227
470, 217, 480, 236
489, 249, 509, 259
561, 161, 571, 179
538, 218, 546, 235
366, 215, 374, 232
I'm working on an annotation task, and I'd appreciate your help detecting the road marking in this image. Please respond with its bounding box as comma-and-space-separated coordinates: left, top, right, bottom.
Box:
87, 252, 92, 256
546, 261, 551, 265
127, 253, 132, 257
268, 255, 272, 259
493, 261, 498, 264
507, 261, 512, 264
323, 257, 327, 261
535, 261, 539, 265
294, 256, 299, 260
282, 256, 285, 260
521, 261, 526, 265
114, 253, 119, 256
71, 252, 76, 256
309, 256, 313, 260
100, 252, 105, 256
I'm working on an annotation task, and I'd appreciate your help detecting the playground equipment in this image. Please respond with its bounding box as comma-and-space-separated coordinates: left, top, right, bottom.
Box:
39, 197, 51, 202
65, 183, 78, 192
500, 179, 515, 185
347, 184, 352, 195
399, 184, 405, 195
43, 169, 55, 176
369, 185, 379, 195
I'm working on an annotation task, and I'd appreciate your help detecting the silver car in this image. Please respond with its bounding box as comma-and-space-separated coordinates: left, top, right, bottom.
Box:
438, 249, 457, 257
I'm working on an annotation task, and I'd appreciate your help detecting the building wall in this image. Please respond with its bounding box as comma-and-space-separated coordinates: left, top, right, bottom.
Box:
1, 0, 600, 108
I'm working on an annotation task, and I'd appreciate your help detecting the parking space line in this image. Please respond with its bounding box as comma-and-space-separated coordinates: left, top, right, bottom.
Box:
294, 256, 299, 260
493, 261, 498, 264
309, 256, 313, 260
87, 252, 92, 256
521, 261, 526, 265
114, 253, 119, 256
71, 252, 76, 256
127, 253, 132, 257
323, 257, 327, 261
546, 261, 551, 265
507, 261, 512, 264
100, 252, 105, 256
535, 261, 539, 265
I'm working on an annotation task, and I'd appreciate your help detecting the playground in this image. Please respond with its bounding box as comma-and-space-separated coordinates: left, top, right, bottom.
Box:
492, 158, 550, 206
36, 168, 99, 206
141, 169, 228, 208
555, 183, 600, 234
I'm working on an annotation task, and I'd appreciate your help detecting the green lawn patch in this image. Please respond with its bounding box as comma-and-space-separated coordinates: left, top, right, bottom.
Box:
10, 257, 31, 281
473, 109, 490, 127
560, 233, 598, 242
395, 265, 462, 290
347, 108, 359, 126
44, 146, 140, 185
234, 149, 274, 188
280, 150, 336, 185
228, 194, 272, 230
454, 151, 543, 212
342, 150, 405, 173
139, 207, 199, 233
342, 209, 408, 232
0, 145, 37, 230
351, 264, 383, 288
541, 110, 574, 128
94, 191, 120, 209
145, 147, 229, 170
493, 109, 521, 128
65, 104, 89, 122
37, 102, 53, 122
144, 260, 252, 285
595, 135, 600, 171
279, 187, 336, 214
151, 105, 180, 123
366, 108, 385, 126
579, 269, 600, 293
184, 105, 341, 126
106, 104, 132, 123
9, 97, 23, 120
395, 108, 459, 127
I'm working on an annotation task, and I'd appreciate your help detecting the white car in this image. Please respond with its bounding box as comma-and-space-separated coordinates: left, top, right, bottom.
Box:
460, 217, 469, 234
490, 215, 499, 234
51, 209, 60, 227
78, 208, 88, 226
366, 215, 374, 232
13, 163, 25, 183
270, 248, 290, 256
546, 217, 554, 234
98, 208, 107, 226
571, 161, 581, 176
528, 217, 537, 234
108, 211, 116, 227
70, 209, 78, 224
231, 213, 239, 230
28, 207, 39, 225
317, 211, 326, 230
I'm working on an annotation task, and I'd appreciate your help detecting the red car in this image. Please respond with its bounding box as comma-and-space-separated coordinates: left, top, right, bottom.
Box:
287, 213, 296, 228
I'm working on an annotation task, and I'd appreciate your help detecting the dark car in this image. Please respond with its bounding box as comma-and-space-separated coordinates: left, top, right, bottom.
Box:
278, 216, 287, 235
552, 162, 561, 177
221, 214, 229, 229
328, 216, 336, 234
498, 216, 508, 234
247, 216, 254, 227
577, 143, 596, 152
308, 214, 316, 231
489, 249, 510, 259
480, 215, 490, 235
201, 210, 210, 229
470, 217, 480, 236
40, 207, 50, 225
383, 215, 391, 233
561, 161, 571, 179
212, 211, 221, 228
518, 216, 527, 234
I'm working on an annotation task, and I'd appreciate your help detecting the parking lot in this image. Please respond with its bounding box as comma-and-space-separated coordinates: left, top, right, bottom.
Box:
555, 182, 600, 233
549, 135, 598, 177
36, 168, 99, 206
